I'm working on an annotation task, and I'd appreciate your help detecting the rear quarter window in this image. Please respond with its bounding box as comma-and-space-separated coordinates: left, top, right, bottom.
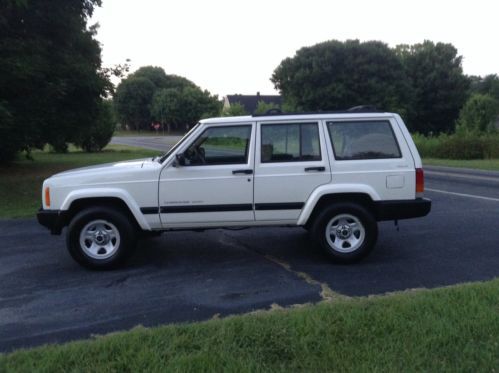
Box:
326, 120, 401, 160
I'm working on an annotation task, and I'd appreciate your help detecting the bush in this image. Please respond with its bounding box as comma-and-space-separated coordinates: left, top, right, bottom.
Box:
456, 93, 499, 134
414, 132, 499, 160
74, 101, 116, 152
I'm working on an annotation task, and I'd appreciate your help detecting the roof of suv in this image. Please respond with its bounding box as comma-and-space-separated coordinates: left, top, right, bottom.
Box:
200, 112, 396, 125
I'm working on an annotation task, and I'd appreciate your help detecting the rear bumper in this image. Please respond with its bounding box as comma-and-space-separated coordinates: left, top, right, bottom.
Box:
374, 198, 431, 221
37, 208, 67, 235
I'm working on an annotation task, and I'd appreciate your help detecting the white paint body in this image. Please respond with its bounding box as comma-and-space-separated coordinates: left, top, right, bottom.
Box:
42, 112, 422, 231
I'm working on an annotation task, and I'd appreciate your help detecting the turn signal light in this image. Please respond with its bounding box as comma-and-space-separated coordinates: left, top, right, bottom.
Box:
416, 168, 424, 197
44, 187, 51, 207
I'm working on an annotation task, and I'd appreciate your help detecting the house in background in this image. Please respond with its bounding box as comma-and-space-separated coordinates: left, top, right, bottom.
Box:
223, 92, 282, 114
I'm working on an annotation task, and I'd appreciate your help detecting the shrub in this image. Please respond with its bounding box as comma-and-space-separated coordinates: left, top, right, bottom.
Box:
414, 132, 499, 160
74, 101, 116, 152
456, 94, 499, 134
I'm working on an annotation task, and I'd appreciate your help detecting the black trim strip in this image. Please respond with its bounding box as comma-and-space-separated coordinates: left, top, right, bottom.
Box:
140, 207, 159, 214
160, 204, 253, 213
141, 202, 305, 214
255, 202, 304, 210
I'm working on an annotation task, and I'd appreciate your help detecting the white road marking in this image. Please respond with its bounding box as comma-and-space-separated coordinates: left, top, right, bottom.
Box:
426, 188, 499, 202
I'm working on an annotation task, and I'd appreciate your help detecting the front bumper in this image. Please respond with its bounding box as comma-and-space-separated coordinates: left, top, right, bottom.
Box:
374, 198, 431, 221
37, 208, 68, 235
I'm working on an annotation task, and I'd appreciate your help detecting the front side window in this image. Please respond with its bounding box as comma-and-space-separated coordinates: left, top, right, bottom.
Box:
183, 125, 251, 166
261, 123, 321, 163
327, 120, 401, 160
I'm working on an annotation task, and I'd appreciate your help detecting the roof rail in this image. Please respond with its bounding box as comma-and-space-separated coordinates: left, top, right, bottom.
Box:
252, 105, 381, 117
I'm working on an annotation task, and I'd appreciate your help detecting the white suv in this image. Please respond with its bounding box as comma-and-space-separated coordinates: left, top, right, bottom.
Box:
37, 110, 431, 269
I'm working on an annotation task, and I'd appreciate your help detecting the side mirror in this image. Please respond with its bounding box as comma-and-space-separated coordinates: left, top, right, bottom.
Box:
174, 153, 186, 167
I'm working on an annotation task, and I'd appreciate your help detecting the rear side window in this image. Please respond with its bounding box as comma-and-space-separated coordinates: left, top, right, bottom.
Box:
327, 121, 401, 160
261, 123, 321, 163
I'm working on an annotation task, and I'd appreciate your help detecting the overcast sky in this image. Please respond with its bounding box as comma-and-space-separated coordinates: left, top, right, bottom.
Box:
91, 0, 499, 97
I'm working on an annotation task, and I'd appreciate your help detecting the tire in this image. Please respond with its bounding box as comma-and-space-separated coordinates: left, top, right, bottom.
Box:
311, 202, 378, 263
66, 206, 137, 270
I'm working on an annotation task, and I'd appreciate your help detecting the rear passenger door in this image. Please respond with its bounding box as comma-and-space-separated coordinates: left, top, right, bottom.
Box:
254, 121, 331, 221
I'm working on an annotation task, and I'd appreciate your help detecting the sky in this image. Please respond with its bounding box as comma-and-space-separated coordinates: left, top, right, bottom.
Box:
91, 0, 499, 97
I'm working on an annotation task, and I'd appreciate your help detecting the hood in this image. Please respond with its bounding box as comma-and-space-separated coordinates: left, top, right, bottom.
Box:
53, 158, 150, 178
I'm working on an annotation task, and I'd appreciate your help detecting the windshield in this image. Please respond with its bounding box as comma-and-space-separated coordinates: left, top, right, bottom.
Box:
158, 123, 201, 163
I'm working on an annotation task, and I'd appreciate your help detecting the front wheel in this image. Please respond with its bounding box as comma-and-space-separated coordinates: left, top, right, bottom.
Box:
66, 206, 137, 269
311, 203, 378, 263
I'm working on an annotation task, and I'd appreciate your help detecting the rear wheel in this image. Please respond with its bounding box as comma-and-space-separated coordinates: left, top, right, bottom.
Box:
66, 206, 137, 269
311, 202, 378, 263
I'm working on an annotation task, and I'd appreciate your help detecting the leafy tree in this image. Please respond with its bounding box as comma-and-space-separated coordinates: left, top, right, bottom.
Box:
114, 77, 155, 131
115, 66, 218, 132
222, 103, 248, 116
0, 101, 18, 161
151, 87, 220, 132
271, 40, 410, 114
74, 100, 116, 152
130, 66, 196, 91
254, 101, 280, 115
456, 94, 499, 134
469, 74, 499, 101
397, 41, 470, 134
0, 0, 109, 159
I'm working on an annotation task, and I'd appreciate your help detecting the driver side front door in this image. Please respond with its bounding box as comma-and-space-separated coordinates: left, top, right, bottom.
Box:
159, 123, 255, 227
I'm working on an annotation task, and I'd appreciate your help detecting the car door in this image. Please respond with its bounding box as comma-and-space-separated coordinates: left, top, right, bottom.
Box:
159, 123, 255, 226
254, 120, 332, 221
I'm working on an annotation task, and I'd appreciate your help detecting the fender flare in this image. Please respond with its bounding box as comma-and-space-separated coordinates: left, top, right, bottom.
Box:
297, 184, 381, 226
60, 188, 151, 231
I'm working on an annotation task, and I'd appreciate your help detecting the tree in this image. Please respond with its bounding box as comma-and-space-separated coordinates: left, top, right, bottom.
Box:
271, 40, 410, 114
456, 94, 499, 134
0, 0, 109, 159
222, 102, 248, 116
114, 77, 155, 131
397, 41, 470, 134
469, 74, 499, 101
254, 101, 280, 115
130, 66, 196, 91
74, 100, 116, 152
151, 87, 221, 132
0, 101, 18, 161
114, 66, 219, 132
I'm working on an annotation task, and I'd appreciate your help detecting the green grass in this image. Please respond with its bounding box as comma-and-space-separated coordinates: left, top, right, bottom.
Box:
0, 145, 158, 219
423, 158, 499, 171
1, 279, 498, 372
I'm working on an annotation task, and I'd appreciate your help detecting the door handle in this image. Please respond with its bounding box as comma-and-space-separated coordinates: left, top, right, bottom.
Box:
304, 166, 325, 172
232, 169, 253, 175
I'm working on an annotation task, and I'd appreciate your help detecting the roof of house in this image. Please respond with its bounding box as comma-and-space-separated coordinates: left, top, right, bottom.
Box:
226, 92, 282, 114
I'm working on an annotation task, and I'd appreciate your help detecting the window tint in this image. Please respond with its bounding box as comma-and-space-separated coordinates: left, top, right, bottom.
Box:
261, 123, 321, 163
327, 121, 401, 160
184, 125, 251, 165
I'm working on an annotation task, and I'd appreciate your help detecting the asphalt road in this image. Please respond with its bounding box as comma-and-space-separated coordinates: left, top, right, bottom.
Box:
111, 135, 182, 152
1, 136, 498, 352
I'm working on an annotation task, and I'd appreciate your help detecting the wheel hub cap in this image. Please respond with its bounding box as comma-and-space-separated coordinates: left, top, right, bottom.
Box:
336, 224, 352, 239
94, 230, 109, 245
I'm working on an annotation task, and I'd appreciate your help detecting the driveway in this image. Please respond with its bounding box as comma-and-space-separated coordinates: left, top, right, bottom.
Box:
1, 136, 498, 352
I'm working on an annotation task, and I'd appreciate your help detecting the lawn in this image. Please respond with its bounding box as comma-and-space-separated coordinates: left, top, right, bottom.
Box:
0, 278, 497, 372
423, 158, 499, 171
0, 145, 158, 219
